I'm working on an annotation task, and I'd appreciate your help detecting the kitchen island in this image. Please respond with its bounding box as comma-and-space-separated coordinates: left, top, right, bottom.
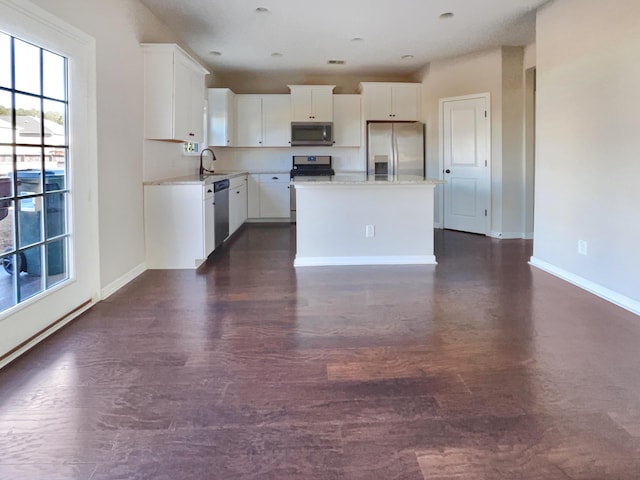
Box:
292, 174, 443, 267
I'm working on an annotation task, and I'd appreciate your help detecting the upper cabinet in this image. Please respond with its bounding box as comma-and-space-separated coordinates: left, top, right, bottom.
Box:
207, 88, 235, 147
333, 95, 361, 147
142, 44, 209, 142
288, 85, 335, 122
358, 82, 421, 121
235, 94, 291, 147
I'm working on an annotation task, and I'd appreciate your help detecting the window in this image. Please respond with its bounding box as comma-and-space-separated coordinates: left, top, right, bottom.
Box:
0, 30, 69, 311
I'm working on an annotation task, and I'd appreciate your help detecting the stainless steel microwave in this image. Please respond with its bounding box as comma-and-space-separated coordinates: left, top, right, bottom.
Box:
290, 122, 333, 146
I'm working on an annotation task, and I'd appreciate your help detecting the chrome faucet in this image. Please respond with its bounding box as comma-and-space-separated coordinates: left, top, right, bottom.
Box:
199, 148, 217, 176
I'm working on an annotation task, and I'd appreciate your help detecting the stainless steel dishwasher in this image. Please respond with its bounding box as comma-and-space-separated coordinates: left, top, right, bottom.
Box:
213, 179, 230, 249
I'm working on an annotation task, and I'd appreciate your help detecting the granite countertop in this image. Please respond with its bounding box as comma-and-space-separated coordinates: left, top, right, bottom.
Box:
143, 171, 249, 186
292, 173, 444, 186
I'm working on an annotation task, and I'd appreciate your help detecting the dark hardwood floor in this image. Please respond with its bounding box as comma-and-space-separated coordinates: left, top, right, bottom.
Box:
1, 224, 639, 479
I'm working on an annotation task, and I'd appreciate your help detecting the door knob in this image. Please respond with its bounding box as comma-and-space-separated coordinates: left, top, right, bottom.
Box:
445, 169, 451, 173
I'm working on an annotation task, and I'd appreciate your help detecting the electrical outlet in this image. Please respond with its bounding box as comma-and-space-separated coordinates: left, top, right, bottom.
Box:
578, 240, 588, 256
365, 225, 375, 238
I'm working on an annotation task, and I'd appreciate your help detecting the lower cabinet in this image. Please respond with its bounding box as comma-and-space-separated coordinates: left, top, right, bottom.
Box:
229, 175, 248, 235
247, 173, 291, 220
145, 183, 214, 269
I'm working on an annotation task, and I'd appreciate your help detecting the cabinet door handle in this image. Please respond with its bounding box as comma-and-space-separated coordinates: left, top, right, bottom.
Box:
189, 132, 195, 136
272, 176, 279, 180
207, 189, 213, 193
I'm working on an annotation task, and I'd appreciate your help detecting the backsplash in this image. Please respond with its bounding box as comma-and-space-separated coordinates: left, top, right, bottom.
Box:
212, 147, 366, 173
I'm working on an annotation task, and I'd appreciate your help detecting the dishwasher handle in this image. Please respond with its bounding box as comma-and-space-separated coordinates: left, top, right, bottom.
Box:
213, 179, 230, 192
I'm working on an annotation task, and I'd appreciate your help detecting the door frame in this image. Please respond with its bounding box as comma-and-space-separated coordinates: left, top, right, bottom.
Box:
0, 0, 100, 366
438, 92, 491, 235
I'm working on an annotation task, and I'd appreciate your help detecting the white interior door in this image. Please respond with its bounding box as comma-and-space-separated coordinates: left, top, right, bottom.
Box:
441, 95, 490, 234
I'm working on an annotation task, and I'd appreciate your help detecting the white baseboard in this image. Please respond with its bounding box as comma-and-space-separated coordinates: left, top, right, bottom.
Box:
434, 222, 443, 229
529, 256, 640, 317
491, 231, 532, 240
294, 255, 437, 267
100, 262, 147, 299
0, 300, 95, 370
246, 218, 290, 224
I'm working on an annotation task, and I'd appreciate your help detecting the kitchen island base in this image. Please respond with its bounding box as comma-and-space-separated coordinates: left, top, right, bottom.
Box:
293, 176, 440, 267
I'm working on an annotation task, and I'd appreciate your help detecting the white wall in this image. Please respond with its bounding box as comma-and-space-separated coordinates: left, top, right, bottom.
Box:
501, 46, 525, 238
420, 47, 527, 237
30, 0, 198, 291
420, 49, 502, 229
531, 0, 640, 310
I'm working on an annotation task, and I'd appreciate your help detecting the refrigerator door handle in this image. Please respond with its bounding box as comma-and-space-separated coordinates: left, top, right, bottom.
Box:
391, 125, 398, 176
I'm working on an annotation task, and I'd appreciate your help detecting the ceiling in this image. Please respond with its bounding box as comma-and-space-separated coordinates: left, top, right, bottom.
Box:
139, 0, 549, 77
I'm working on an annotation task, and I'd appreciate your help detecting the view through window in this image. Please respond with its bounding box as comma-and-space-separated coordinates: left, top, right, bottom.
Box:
0, 31, 69, 312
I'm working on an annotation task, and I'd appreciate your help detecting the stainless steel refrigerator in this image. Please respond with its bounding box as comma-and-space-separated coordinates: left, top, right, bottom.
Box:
367, 122, 425, 177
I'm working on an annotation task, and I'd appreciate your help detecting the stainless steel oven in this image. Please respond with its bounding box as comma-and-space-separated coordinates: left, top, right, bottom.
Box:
289, 155, 334, 223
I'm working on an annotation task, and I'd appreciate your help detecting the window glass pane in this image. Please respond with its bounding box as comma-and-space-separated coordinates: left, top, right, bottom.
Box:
14, 39, 40, 95
0, 89, 13, 144
18, 197, 42, 248
43, 50, 65, 101
15, 93, 42, 145
0, 146, 12, 195
0, 197, 15, 253
0, 32, 11, 89
0, 33, 69, 312
15, 146, 43, 194
0, 253, 18, 310
43, 99, 66, 146
46, 237, 67, 287
19, 245, 45, 300
45, 191, 66, 239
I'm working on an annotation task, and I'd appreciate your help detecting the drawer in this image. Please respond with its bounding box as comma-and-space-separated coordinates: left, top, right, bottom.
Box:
229, 174, 247, 189
259, 173, 289, 184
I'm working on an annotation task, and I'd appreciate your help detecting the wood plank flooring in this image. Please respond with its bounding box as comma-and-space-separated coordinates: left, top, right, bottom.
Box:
1, 224, 639, 479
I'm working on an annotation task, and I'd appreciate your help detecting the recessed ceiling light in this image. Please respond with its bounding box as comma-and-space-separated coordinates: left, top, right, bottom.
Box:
401, 55, 414, 60
209, 51, 222, 56
255, 7, 270, 13
271, 52, 283, 57
439, 12, 454, 19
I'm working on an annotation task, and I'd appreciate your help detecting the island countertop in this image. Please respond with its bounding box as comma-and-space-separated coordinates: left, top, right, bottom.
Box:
291, 173, 444, 186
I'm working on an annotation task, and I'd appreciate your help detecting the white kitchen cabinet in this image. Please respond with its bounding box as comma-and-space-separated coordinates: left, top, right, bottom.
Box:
235, 95, 262, 147
142, 43, 209, 142
235, 94, 291, 147
262, 95, 291, 146
208, 88, 235, 147
247, 173, 290, 220
260, 174, 290, 218
145, 183, 214, 269
333, 95, 361, 147
229, 175, 248, 235
247, 174, 261, 218
358, 82, 421, 121
288, 85, 335, 122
